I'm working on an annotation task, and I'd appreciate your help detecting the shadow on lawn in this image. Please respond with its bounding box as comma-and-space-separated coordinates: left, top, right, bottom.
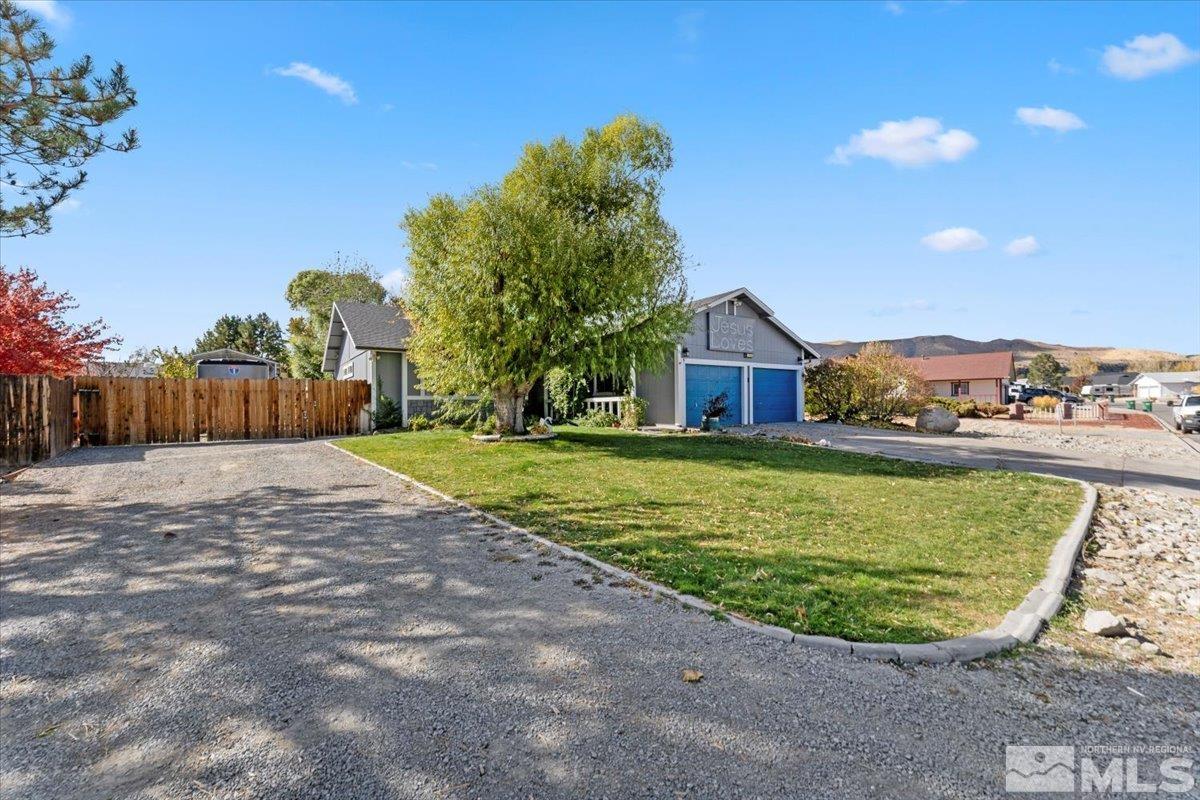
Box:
2, 440, 1196, 799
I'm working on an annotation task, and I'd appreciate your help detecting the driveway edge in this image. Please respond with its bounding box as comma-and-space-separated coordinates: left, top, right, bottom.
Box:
328, 440, 1098, 665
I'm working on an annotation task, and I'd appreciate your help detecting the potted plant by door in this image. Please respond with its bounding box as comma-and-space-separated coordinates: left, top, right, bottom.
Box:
700, 391, 730, 432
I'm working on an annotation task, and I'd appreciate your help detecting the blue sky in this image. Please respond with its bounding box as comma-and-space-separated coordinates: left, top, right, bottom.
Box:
6, 0, 1200, 356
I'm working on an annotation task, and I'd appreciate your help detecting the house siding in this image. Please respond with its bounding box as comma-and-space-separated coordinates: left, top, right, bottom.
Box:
636, 350, 676, 426
681, 300, 805, 365
927, 378, 1003, 404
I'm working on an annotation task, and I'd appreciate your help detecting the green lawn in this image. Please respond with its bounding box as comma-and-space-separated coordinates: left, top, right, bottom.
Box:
337, 428, 1081, 643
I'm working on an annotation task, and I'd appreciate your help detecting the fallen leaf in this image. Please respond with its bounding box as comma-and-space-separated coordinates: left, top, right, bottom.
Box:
681, 668, 703, 683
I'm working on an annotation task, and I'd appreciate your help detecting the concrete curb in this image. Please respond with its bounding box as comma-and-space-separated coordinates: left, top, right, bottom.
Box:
327, 440, 1098, 665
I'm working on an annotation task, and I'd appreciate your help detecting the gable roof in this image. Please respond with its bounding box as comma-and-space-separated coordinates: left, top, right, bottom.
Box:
322, 301, 412, 372
1132, 371, 1200, 384
690, 287, 821, 359
191, 348, 277, 365
1087, 371, 1138, 386
905, 351, 1015, 382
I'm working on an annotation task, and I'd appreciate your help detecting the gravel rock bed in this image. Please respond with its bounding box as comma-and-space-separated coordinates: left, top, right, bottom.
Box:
956, 418, 1190, 462
1045, 487, 1200, 672
2, 441, 1197, 799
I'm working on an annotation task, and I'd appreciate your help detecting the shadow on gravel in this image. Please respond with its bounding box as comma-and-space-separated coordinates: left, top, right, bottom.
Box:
2, 442, 1198, 799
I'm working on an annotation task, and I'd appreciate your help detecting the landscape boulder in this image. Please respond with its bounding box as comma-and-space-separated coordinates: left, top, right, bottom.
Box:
1082, 608, 1127, 637
915, 406, 959, 433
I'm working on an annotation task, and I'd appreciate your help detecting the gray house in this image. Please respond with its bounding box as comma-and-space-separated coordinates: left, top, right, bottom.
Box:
640, 288, 820, 427
323, 288, 819, 428
322, 301, 444, 422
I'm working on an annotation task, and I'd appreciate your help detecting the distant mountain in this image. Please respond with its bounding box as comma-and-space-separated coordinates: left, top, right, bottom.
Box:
814, 335, 1187, 371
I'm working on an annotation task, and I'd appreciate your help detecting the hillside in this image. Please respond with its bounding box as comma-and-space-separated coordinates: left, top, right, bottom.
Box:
814, 335, 1187, 371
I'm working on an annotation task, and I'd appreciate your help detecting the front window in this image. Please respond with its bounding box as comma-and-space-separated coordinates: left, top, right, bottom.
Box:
950, 381, 970, 397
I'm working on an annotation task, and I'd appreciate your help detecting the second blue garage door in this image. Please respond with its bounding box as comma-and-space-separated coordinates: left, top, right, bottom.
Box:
752, 368, 797, 423
685, 365, 742, 427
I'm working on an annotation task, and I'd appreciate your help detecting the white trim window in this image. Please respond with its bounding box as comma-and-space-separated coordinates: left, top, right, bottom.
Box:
341, 362, 354, 379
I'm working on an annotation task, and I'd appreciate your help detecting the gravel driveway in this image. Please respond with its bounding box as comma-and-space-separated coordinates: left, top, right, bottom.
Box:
2, 440, 1196, 799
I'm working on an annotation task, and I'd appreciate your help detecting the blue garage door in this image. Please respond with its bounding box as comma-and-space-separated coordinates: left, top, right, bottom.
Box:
753, 368, 797, 423
685, 365, 742, 428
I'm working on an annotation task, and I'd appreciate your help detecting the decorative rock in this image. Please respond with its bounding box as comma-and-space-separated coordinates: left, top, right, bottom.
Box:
1140, 642, 1162, 656
1082, 609, 1127, 637
915, 406, 959, 433
1083, 568, 1126, 586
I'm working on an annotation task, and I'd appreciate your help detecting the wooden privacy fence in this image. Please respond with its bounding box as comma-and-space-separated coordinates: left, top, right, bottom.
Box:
75, 377, 372, 445
1, 375, 75, 470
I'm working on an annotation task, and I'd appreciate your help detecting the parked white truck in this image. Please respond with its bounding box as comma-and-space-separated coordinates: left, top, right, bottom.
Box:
1173, 394, 1200, 433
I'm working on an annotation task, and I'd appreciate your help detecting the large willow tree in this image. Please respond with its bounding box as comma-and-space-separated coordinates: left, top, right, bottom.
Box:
402, 115, 691, 434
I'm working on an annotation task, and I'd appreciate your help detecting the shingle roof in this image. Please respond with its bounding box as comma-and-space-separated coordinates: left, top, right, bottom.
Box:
1088, 371, 1138, 386
905, 351, 1015, 382
335, 301, 411, 350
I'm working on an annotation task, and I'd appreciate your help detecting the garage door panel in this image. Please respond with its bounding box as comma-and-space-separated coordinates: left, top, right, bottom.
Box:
685, 365, 742, 428
752, 368, 797, 423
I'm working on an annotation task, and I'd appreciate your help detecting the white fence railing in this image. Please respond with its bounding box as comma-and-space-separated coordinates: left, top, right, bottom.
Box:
1022, 402, 1102, 422
584, 396, 624, 417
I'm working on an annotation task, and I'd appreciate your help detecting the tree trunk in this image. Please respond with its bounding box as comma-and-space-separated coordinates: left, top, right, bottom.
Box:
492, 385, 527, 435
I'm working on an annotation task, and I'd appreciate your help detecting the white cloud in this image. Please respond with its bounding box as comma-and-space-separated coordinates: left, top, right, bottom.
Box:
380, 103, 395, 113
270, 62, 358, 105
1016, 106, 1086, 133
829, 117, 978, 167
13, 0, 71, 25
400, 161, 438, 171
1004, 235, 1041, 257
1101, 33, 1200, 80
921, 227, 987, 252
884, 1, 904, 15
870, 299, 935, 317
1047, 58, 1079, 75
380, 269, 406, 295
50, 197, 82, 216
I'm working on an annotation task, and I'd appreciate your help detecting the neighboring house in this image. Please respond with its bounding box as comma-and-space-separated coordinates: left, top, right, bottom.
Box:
322, 301, 423, 419
322, 288, 820, 428
904, 352, 1015, 405
192, 348, 279, 380
1082, 371, 1138, 398
81, 360, 158, 378
1131, 371, 1200, 401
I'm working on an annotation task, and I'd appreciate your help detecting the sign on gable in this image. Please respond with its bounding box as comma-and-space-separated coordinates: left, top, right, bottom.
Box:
708, 313, 755, 353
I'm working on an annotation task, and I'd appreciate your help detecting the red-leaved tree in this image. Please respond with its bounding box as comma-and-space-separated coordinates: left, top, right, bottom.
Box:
0, 265, 120, 375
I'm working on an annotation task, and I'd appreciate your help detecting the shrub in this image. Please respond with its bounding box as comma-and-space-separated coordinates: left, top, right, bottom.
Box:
475, 415, 498, 435
928, 396, 980, 418
976, 402, 1009, 418
850, 342, 931, 421
545, 367, 588, 421
409, 414, 434, 431
805, 359, 857, 422
371, 394, 404, 430
805, 343, 930, 423
1032, 395, 1060, 411
529, 419, 550, 435
577, 408, 619, 428
621, 394, 648, 429
702, 391, 730, 421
